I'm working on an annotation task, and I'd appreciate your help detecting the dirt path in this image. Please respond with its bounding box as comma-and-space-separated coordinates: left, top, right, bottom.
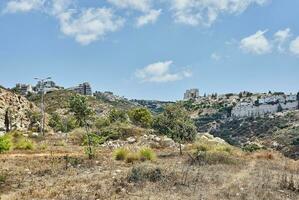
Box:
0, 152, 83, 159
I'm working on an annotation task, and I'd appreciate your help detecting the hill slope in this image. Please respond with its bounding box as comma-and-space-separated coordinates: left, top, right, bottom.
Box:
0, 88, 38, 132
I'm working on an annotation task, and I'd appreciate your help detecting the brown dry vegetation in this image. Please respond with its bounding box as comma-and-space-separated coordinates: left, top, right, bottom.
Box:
0, 136, 298, 200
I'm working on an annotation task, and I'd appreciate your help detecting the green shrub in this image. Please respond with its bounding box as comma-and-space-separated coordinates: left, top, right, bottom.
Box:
139, 147, 156, 161
14, 138, 35, 150
94, 117, 110, 129
190, 137, 238, 165
49, 113, 78, 133
0, 174, 6, 184
128, 164, 163, 183
0, 135, 12, 153
128, 108, 153, 128
192, 138, 233, 154
53, 141, 66, 146
242, 143, 262, 152
83, 133, 106, 146
113, 148, 129, 161
108, 109, 128, 123
126, 152, 140, 163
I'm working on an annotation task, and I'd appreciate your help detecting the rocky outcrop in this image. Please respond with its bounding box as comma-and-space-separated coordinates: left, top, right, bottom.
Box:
0, 88, 38, 132
101, 134, 178, 149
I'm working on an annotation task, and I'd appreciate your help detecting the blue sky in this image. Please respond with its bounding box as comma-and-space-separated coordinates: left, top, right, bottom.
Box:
0, 0, 299, 101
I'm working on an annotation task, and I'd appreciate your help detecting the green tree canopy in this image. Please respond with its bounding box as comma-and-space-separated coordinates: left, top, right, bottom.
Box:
128, 108, 153, 128
108, 109, 128, 123
69, 95, 94, 127
153, 104, 197, 143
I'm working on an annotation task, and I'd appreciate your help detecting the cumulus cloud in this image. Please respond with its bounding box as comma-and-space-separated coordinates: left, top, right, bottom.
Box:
57, 8, 124, 45
289, 37, 299, 56
3, 0, 125, 45
135, 61, 192, 83
170, 0, 269, 26
107, 0, 151, 12
274, 28, 292, 52
107, 0, 161, 27
240, 30, 272, 55
50, 0, 73, 15
3, 0, 45, 13
136, 9, 161, 27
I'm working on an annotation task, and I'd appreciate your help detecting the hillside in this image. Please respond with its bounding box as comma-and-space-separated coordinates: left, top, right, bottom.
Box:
27, 90, 131, 117
0, 88, 39, 132
180, 93, 299, 160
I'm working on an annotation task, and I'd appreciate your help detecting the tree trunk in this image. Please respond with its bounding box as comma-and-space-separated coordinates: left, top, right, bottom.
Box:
84, 122, 93, 159
4, 109, 10, 133
179, 143, 182, 156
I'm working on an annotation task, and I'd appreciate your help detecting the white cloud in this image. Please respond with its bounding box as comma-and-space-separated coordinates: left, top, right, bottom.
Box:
136, 61, 192, 83
240, 30, 272, 55
274, 28, 292, 52
3, 0, 45, 13
136, 9, 161, 27
107, 0, 151, 12
57, 8, 124, 45
289, 37, 299, 56
170, 0, 269, 26
211, 53, 221, 60
51, 0, 73, 15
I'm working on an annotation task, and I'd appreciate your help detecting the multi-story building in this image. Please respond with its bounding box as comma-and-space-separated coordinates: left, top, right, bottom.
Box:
232, 93, 299, 118
16, 84, 34, 96
184, 89, 200, 100
69, 82, 92, 96
35, 80, 62, 93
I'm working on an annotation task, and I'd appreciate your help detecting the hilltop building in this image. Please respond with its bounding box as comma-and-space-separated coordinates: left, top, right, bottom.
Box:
15, 84, 34, 96
69, 82, 92, 96
231, 94, 299, 118
35, 80, 62, 93
94, 91, 123, 102
184, 89, 200, 100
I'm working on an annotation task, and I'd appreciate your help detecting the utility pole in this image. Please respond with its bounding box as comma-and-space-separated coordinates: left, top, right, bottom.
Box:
35, 77, 51, 136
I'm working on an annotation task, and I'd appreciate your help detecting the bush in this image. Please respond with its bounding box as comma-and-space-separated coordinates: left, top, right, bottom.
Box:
108, 109, 128, 123
128, 164, 163, 183
189, 137, 238, 165
0, 135, 12, 153
0, 173, 6, 184
83, 133, 106, 146
139, 147, 156, 161
192, 137, 233, 154
193, 151, 238, 165
14, 138, 35, 150
126, 152, 140, 163
113, 148, 129, 161
153, 105, 197, 144
242, 143, 262, 152
49, 113, 78, 133
128, 108, 153, 128
68, 128, 85, 145
94, 117, 110, 129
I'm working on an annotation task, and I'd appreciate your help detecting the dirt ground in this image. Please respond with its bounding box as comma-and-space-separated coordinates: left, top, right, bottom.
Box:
0, 143, 298, 200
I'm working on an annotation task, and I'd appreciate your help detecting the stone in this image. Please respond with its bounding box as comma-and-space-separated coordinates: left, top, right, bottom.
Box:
153, 136, 161, 142
32, 132, 39, 137
126, 137, 137, 144
160, 137, 176, 147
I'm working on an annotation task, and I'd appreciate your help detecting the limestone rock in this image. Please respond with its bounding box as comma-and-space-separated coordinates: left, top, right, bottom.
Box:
0, 88, 39, 131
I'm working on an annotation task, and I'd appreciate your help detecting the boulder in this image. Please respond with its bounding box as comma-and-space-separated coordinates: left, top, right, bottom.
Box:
126, 137, 137, 144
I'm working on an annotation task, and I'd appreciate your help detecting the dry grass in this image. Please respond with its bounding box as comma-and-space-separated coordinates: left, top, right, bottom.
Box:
0, 139, 298, 200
